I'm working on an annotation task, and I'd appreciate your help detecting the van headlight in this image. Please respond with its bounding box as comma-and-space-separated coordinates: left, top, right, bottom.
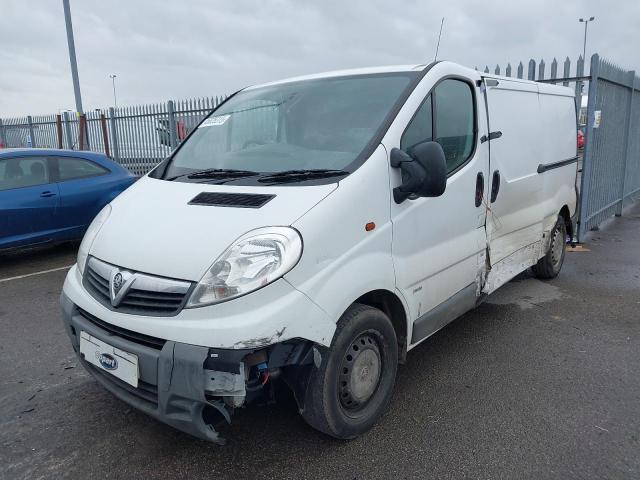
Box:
186, 227, 303, 308
77, 204, 111, 276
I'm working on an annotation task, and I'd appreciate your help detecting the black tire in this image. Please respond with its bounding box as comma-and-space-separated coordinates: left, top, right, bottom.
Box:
532, 215, 567, 279
300, 303, 398, 439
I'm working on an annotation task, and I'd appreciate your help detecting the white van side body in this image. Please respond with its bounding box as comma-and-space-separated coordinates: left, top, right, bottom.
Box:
481, 76, 577, 294
60, 61, 577, 442
288, 62, 577, 351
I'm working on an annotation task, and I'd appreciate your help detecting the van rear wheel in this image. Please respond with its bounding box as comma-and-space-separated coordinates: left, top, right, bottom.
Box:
301, 304, 398, 439
532, 215, 567, 279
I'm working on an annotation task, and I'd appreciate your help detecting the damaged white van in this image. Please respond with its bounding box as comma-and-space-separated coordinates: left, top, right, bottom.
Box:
60, 61, 578, 444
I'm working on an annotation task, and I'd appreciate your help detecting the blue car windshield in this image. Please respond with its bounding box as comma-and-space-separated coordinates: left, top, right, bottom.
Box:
163, 72, 416, 179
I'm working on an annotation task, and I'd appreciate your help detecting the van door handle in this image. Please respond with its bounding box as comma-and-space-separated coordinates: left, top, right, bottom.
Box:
40, 191, 57, 198
490, 170, 500, 203
475, 172, 484, 207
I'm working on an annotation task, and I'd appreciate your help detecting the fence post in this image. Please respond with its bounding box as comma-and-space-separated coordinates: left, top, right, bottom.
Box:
574, 56, 585, 114
0, 118, 7, 147
78, 114, 86, 150
108, 107, 120, 162
56, 114, 63, 148
167, 100, 177, 149
578, 54, 600, 241
615, 70, 636, 216
100, 114, 111, 158
84, 112, 91, 150
27, 115, 36, 147
63, 111, 74, 149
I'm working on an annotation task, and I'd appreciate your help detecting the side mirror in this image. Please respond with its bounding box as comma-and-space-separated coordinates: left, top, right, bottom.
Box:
390, 142, 447, 203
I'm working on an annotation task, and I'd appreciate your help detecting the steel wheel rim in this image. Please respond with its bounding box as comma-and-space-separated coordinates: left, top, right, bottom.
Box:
338, 332, 382, 413
550, 224, 565, 268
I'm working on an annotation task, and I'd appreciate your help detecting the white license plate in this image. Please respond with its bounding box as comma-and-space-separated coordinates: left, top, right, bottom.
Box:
80, 331, 139, 387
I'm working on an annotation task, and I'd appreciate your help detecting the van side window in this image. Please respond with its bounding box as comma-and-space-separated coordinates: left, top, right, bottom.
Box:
400, 96, 432, 152
433, 79, 475, 172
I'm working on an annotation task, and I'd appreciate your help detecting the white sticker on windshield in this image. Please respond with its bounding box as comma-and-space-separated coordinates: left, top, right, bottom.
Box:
199, 115, 230, 128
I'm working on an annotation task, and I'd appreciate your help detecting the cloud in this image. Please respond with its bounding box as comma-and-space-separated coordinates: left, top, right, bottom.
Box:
0, 0, 638, 117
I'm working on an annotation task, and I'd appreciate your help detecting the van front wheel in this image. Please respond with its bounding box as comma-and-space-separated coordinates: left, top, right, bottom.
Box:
532, 216, 567, 279
301, 304, 398, 439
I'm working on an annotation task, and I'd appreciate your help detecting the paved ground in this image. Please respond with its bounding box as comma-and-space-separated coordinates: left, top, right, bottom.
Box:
1, 205, 639, 480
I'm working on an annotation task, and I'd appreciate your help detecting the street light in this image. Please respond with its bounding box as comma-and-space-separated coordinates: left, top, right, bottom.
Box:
109, 74, 117, 109
62, 0, 83, 115
579, 16, 595, 62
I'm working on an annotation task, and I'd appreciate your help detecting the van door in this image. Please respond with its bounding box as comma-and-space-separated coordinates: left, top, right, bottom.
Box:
390, 71, 490, 346
482, 78, 544, 292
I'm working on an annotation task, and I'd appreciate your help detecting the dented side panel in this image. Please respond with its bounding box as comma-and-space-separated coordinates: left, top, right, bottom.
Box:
482, 241, 543, 294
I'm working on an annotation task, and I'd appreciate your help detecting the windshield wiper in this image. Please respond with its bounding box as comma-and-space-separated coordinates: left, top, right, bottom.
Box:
257, 169, 349, 184
167, 168, 258, 181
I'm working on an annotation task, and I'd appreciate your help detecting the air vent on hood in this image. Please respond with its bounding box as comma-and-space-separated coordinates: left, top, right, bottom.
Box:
188, 192, 276, 208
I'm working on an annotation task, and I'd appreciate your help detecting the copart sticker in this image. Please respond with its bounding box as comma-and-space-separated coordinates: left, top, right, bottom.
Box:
199, 115, 230, 128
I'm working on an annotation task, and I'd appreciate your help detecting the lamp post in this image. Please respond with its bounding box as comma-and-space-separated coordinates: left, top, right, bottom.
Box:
109, 74, 117, 109
579, 16, 595, 62
62, 0, 83, 115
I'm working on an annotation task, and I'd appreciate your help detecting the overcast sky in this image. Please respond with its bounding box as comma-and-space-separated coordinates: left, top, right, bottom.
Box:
1, 0, 638, 117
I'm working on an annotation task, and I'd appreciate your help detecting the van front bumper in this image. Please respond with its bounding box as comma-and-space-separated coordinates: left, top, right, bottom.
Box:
61, 292, 243, 443
60, 292, 318, 444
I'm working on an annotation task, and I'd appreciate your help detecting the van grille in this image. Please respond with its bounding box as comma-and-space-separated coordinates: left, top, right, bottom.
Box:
83, 257, 193, 317
188, 192, 275, 208
77, 308, 166, 350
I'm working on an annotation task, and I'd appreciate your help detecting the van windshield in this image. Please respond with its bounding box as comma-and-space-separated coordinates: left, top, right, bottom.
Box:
163, 72, 415, 182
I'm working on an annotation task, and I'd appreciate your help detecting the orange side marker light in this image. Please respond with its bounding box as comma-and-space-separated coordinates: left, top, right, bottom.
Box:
365, 222, 376, 232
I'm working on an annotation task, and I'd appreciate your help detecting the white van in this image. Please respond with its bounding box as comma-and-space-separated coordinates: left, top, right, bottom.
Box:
60, 61, 578, 444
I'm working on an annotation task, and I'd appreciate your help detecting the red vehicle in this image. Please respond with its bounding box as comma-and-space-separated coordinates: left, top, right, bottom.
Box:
577, 130, 585, 149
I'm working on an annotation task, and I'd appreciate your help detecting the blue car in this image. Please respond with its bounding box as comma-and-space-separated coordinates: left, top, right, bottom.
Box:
0, 149, 136, 251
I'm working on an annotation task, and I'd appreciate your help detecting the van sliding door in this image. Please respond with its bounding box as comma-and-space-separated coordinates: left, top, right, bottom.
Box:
482, 78, 543, 291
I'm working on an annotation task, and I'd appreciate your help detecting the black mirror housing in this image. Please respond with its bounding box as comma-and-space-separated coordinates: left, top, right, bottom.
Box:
390, 142, 447, 203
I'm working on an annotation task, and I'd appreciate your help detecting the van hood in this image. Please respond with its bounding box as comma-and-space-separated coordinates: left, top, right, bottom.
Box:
89, 176, 337, 281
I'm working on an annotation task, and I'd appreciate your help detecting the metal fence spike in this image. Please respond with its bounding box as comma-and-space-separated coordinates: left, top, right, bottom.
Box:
528, 59, 536, 80
550, 58, 558, 83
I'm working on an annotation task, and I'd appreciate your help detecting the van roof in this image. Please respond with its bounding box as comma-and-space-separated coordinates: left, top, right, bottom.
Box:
245, 64, 428, 90
481, 72, 575, 97
246, 62, 575, 97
